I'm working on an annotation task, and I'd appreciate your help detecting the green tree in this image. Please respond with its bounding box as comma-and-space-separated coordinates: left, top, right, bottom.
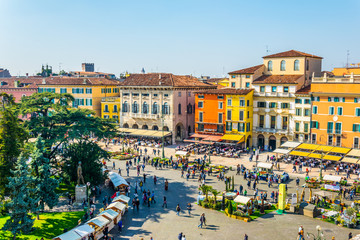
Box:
199, 185, 213, 202
2, 154, 39, 239
210, 189, 221, 204
62, 140, 109, 186
20, 92, 117, 164
0, 93, 27, 195
30, 137, 60, 219
227, 200, 233, 215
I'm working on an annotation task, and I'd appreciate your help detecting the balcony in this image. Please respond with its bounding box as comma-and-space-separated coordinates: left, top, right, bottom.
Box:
278, 92, 290, 97
128, 113, 160, 119
255, 127, 288, 134
102, 97, 120, 102
266, 92, 277, 97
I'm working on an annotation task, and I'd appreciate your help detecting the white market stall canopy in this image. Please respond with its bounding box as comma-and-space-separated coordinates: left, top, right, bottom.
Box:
323, 175, 342, 182
175, 151, 189, 156
281, 141, 301, 148
257, 162, 273, 169
273, 148, 291, 154
107, 201, 126, 213
108, 172, 129, 188
53, 230, 81, 240
234, 195, 252, 205
113, 195, 130, 204
74, 224, 95, 238
99, 209, 119, 221
87, 216, 111, 229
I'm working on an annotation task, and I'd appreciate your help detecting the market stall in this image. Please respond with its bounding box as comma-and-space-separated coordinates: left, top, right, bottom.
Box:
73, 224, 95, 239
98, 209, 120, 228
53, 230, 81, 240
86, 216, 111, 240
107, 201, 127, 216
112, 194, 130, 207
254, 162, 273, 180
323, 175, 342, 192
108, 172, 129, 194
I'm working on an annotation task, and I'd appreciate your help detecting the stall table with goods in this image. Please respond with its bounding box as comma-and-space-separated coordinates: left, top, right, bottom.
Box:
322, 175, 342, 192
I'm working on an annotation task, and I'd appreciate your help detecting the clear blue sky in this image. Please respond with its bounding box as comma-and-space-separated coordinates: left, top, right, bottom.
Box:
1, 0, 359, 77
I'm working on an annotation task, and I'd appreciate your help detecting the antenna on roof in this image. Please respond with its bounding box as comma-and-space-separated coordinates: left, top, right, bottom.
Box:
346, 50, 350, 68
141, 68, 145, 74
266, 45, 270, 54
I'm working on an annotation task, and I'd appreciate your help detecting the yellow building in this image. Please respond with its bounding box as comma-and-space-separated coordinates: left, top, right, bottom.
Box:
332, 66, 360, 76
101, 97, 121, 122
228, 65, 264, 89
38, 77, 120, 116
223, 89, 254, 147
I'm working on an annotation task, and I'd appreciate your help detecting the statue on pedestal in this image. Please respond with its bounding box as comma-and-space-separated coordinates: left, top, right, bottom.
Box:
77, 161, 85, 186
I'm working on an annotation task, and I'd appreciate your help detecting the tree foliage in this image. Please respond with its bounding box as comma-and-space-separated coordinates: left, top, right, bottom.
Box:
0, 93, 27, 195
2, 154, 39, 239
30, 137, 60, 215
62, 140, 109, 186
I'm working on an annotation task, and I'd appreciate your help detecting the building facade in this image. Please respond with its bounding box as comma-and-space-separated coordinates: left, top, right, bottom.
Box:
228, 65, 264, 89
0, 77, 42, 102
293, 85, 311, 143
101, 97, 121, 122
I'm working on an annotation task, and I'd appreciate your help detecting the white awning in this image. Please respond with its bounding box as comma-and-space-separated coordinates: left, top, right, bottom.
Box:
323, 175, 342, 182
74, 224, 95, 238
99, 209, 119, 221
280, 141, 301, 148
86, 216, 111, 228
273, 148, 291, 154
107, 201, 126, 213
234, 195, 252, 204
108, 172, 129, 188
113, 195, 130, 204
54, 230, 81, 240
175, 151, 189, 156
257, 162, 273, 169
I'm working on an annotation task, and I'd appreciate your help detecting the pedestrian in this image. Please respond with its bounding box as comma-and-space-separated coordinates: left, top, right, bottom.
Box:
113, 161, 115, 169
296, 177, 300, 186
151, 191, 156, 203
349, 232, 353, 239
132, 198, 136, 211
298, 225, 304, 240
239, 184, 243, 195
154, 175, 157, 185
165, 179, 169, 191
181, 235, 186, 240
143, 173, 147, 183
187, 203, 192, 215
198, 213, 205, 228
162, 196, 167, 208
118, 168, 121, 175
178, 233, 183, 240
244, 234, 248, 240
176, 204, 181, 216
117, 220, 122, 232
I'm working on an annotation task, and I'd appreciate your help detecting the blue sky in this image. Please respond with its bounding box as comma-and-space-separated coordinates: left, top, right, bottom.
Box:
0, 0, 359, 77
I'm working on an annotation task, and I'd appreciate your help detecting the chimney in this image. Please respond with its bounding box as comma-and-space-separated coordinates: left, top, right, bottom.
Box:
159, 74, 161, 79
42, 78, 46, 84
26, 73, 29, 78
159, 81, 162, 86
14, 80, 19, 88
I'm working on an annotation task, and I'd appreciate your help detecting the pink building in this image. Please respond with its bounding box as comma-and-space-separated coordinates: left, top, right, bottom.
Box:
0, 77, 42, 102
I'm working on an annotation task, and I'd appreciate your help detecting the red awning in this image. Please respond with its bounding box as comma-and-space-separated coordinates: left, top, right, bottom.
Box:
203, 135, 223, 142
190, 133, 209, 138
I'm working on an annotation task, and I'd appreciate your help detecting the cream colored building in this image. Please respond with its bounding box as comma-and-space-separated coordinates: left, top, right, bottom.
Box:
228, 65, 264, 89
293, 85, 311, 143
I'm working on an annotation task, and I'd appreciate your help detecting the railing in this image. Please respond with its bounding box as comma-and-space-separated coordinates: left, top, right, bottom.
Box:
101, 97, 120, 102
129, 113, 160, 119
255, 127, 288, 134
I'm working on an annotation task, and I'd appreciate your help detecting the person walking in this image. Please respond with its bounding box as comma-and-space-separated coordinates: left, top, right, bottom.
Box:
187, 203, 192, 215
176, 204, 181, 216
244, 234, 248, 240
117, 220, 122, 232
162, 196, 167, 208
198, 213, 205, 228
298, 225, 304, 240
178, 233, 183, 240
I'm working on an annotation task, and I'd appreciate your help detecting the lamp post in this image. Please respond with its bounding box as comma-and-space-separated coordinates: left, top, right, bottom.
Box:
86, 182, 91, 219
306, 225, 325, 240
161, 112, 165, 159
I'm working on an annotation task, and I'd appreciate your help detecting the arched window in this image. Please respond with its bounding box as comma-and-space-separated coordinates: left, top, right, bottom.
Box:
132, 101, 138, 113
178, 103, 182, 114
152, 125, 159, 130
187, 103, 192, 114
122, 101, 128, 112
113, 105, 118, 112
142, 125, 148, 129
294, 60, 300, 71
142, 102, 148, 114
162, 102, 169, 114
280, 60, 286, 71
152, 102, 158, 114
163, 126, 169, 131
267, 60, 273, 71
132, 124, 138, 129
104, 104, 109, 112
123, 123, 129, 128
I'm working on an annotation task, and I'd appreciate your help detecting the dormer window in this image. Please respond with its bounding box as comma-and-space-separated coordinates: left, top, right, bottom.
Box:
284, 86, 289, 93
280, 60, 286, 71
267, 61, 273, 71
294, 60, 300, 71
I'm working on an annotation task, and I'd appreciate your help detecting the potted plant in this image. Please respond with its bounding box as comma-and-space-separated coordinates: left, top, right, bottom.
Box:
334, 216, 340, 225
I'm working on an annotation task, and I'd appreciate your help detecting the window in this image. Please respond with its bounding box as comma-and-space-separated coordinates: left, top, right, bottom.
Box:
337, 107, 343, 116
178, 92, 181, 97
354, 138, 359, 149
152, 102, 158, 114
163, 102, 169, 114
296, 108, 302, 116
246, 122, 250, 132
164, 94, 169, 97
153, 93, 158, 97
327, 122, 334, 134
272, 86, 277, 92
106, 88, 111, 93
237, 111, 243, 121
199, 112, 203, 122
178, 103, 181, 114
218, 102, 223, 109
198, 95, 204, 99
336, 135, 341, 146
295, 99, 302, 104
328, 97, 332, 102
103, 115, 109, 119
355, 98, 358, 103
329, 107, 335, 115
231, 75, 236, 78
142, 93, 149, 97
356, 108, 360, 117
257, 102, 266, 108
85, 98, 92, 106
260, 86, 265, 92
122, 101, 128, 112
295, 122, 300, 132
311, 134, 317, 144
245, 82, 250, 88
217, 95, 224, 99
85, 88, 92, 94
304, 109, 310, 116
328, 135, 333, 146
316, 97, 320, 102
113, 105, 118, 112
247, 100, 249, 107
304, 123, 309, 133
72, 88, 84, 94
198, 101, 203, 108
187, 103, 192, 114
281, 103, 289, 109
231, 82, 235, 88
270, 116, 276, 129
280, 60, 286, 71
342, 97, 345, 102
306, 60, 309, 71
304, 99, 310, 104
226, 122, 232, 131
218, 113, 223, 123
335, 122, 342, 134
313, 106, 318, 114
353, 124, 360, 132
294, 60, 300, 71
238, 123, 245, 132
227, 110, 232, 120
132, 93, 139, 97
123, 93, 129, 96
240, 100, 245, 106
246, 75, 250, 78
142, 102, 148, 114
259, 115, 264, 128
198, 124, 204, 132
60, 88, 67, 93
282, 116, 288, 130
217, 125, 224, 133
104, 105, 109, 112
188, 92, 191, 97
283, 86, 289, 93
268, 61, 273, 71
311, 121, 319, 129
269, 102, 276, 108
334, 97, 339, 102
132, 101, 139, 113
227, 99, 232, 106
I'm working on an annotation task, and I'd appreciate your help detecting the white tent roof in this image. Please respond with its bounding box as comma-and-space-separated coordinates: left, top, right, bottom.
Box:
108, 172, 129, 187
55, 230, 81, 240
273, 148, 291, 154
257, 162, 273, 169
113, 195, 130, 204
234, 195, 252, 204
107, 201, 126, 212
175, 150, 189, 156
99, 209, 119, 220
323, 175, 342, 182
280, 141, 301, 148
86, 216, 110, 228
74, 224, 95, 237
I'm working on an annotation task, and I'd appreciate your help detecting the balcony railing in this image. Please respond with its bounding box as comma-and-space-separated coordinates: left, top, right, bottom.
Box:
255, 127, 288, 134
102, 97, 120, 102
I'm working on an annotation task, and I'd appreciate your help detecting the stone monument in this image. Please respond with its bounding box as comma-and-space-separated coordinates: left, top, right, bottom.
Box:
75, 161, 87, 203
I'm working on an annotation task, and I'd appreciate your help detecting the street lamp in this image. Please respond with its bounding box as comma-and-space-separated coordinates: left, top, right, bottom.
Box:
319, 150, 324, 181
161, 112, 165, 158
306, 225, 325, 240
86, 182, 91, 219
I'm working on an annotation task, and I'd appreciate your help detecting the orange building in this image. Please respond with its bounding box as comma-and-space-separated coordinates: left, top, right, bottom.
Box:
311, 75, 360, 148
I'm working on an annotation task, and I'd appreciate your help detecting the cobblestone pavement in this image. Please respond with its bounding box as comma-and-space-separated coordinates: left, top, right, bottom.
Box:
100, 143, 360, 240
